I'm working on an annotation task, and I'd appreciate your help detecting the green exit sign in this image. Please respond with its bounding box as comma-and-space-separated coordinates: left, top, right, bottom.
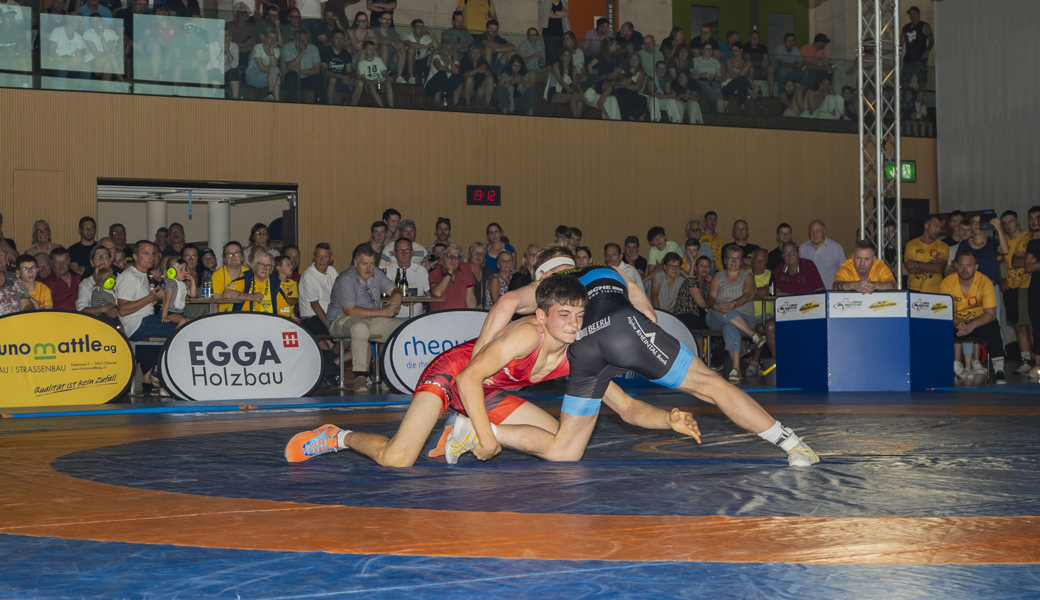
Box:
885, 160, 917, 183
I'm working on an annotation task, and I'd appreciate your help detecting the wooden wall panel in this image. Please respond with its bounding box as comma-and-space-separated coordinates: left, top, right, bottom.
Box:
0, 88, 937, 264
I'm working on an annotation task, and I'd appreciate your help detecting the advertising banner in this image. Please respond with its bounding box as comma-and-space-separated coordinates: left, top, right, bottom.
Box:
909, 293, 954, 320
827, 292, 908, 319
0, 310, 133, 407
774, 294, 827, 322
381, 309, 488, 394
161, 313, 321, 401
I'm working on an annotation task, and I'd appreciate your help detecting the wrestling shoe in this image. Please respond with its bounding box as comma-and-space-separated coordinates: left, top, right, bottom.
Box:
778, 427, 819, 467
444, 414, 478, 465
284, 424, 344, 463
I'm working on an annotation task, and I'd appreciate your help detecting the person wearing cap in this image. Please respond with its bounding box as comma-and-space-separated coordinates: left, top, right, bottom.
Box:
900, 5, 933, 90
800, 33, 832, 90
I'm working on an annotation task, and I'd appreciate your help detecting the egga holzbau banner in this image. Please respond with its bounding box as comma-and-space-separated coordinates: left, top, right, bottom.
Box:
381, 309, 488, 394
0, 310, 134, 407
162, 313, 321, 401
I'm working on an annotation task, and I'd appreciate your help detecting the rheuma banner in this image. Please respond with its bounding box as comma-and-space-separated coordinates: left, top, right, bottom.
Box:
0, 310, 133, 407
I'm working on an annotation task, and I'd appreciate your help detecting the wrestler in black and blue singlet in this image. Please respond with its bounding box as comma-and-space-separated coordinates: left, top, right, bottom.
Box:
560, 265, 697, 416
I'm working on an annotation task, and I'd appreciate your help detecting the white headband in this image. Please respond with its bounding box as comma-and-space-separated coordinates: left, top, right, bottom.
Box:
535, 257, 575, 281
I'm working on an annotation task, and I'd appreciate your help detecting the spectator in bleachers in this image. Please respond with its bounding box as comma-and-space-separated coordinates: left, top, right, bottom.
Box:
456, 0, 495, 34
681, 237, 713, 275
443, 10, 473, 61
199, 247, 217, 276
158, 255, 194, 326
904, 215, 948, 293
400, 18, 435, 85
497, 54, 536, 115
163, 222, 186, 257
475, 18, 514, 78
721, 42, 752, 113
223, 249, 293, 317
153, 227, 168, 255
604, 242, 642, 288
281, 28, 322, 103
429, 243, 476, 310
957, 213, 1008, 332
166, 0, 199, 18
347, 10, 373, 51
800, 219, 844, 286
650, 251, 683, 311
673, 254, 712, 332
82, 265, 119, 327
321, 29, 354, 104
574, 246, 592, 267
832, 239, 896, 293
903, 87, 932, 136
371, 10, 402, 78
582, 16, 610, 56
689, 23, 717, 53
730, 219, 760, 265
659, 27, 685, 60
800, 33, 832, 89
942, 210, 965, 246
509, 243, 541, 291
774, 241, 825, 295
212, 240, 249, 312
773, 32, 804, 90
779, 77, 807, 116
766, 222, 793, 272
368, 220, 388, 265
429, 217, 452, 249
243, 222, 279, 267
702, 210, 726, 269
425, 36, 463, 106
623, 234, 647, 277
944, 250, 1006, 383
561, 31, 585, 81
746, 248, 775, 376
75, 0, 111, 18
222, 28, 242, 99
540, 0, 567, 66
460, 43, 493, 108
466, 241, 493, 305
28, 220, 58, 256
0, 212, 17, 267
900, 5, 932, 91
614, 21, 642, 58
668, 69, 703, 124
43, 247, 79, 310
68, 216, 97, 275
718, 30, 740, 59
484, 222, 513, 272
281, 8, 304, 42
323, 0, 359, 23
551, 224, 570, 247
1023, 207, 1040, 377
83, 13, 123, 82
806, 77, 844, 119
0, 261, 30, 315
544, 46, 584, 118
245, 28, 282, 101
693, 43, 724, 113
115, 241, 174, 395
367, 0, 396, 26
1003, 210, 1034, 372
35, 253, 53, 281
255, 5, 282, 38
298, 242, 339, 357
516, 27, 544, 73
179, 245, 203, 319
45, 14, 88, 83
666, 44, 692, 80
569, 227, 582, 250
647, 60, 681, 123
585, 37, 622, 119
314, 9, 345, 49
708, 244, 765, 383
83, 237, 117, 279
637, 34, 663, 75
282, 245, 301, 282
485, 250, 514, 308
396, 219, 427, 265
608, 52, 647, 121
646, 225, 683, 277
744, 29, 772, 99
353, 39, 394, 107
382, 238, 429, 318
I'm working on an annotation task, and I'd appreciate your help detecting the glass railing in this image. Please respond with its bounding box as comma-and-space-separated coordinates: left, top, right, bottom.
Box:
0, 10, 936, 136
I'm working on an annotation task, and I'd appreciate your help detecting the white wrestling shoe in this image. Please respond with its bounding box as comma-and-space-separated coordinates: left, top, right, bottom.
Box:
778, 427, 819, 467
444, 414, 478, 464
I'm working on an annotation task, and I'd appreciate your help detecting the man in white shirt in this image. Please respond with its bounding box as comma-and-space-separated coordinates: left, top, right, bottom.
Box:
299, 242, 338, 336
381, 237, 430, 318
114, 240, 175, 395
604, 242, 643, 289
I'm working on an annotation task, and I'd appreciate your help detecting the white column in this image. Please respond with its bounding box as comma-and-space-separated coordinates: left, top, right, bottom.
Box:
208, 201, 230, 257
146, 200, 167, 241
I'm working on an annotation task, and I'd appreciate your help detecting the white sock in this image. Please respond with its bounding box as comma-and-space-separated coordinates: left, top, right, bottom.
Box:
336, 429, 353, 449
757, 420, 785, 445
1022, 352, 1032, 361
992, 357, 1005, 372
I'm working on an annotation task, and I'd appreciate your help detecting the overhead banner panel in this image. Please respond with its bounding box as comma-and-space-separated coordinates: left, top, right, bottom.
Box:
0, 311, 133, 407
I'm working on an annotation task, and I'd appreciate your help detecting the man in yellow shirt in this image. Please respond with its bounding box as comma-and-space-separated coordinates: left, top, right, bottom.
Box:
832, 240, 897, 293
904, 215, 948, 292
699, 210, 723, 270
940, 250, 1006, 383
1001, 209, 1033, 372
455, 0, 496, 34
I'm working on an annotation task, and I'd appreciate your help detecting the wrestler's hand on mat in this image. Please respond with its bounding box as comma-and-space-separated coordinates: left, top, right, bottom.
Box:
473, 440, 501, 461
668, 408, 701, 443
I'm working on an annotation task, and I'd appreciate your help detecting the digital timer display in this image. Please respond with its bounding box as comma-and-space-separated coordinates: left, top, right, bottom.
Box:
467, 184, 501, 206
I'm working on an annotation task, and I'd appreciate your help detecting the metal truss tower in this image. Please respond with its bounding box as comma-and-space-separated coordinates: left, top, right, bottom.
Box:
858, 0, 902, 284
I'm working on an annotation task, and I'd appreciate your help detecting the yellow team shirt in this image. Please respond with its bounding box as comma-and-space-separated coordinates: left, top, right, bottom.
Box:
700, 232, 722, 270
1005, 230, 1032, 289
456, 0, 496, 33
833, 258, 895, 283
904, 237, 949, 293
212, 265, 250, 313
29, 281, 53, 308
227, 275, 293, 318
940, 271, 995, 322
752, 269, 774, 318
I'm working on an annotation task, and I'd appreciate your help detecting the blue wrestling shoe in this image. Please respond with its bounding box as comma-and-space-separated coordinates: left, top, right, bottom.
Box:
284, 424, 345, 463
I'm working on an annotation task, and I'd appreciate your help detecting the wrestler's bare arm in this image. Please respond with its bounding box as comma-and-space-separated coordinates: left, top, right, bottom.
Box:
473, 282, 538, 354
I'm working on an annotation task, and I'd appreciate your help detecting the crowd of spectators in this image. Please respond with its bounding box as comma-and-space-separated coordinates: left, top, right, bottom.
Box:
0, 0, 933, 130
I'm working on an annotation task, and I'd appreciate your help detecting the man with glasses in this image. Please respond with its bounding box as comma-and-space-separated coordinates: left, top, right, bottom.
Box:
77, 244, 118, 324
68, 216, 97, 275
223, 250, 294, 317
381, 238, 429, 318
327, 243, 403, 392
429, 243, 476, 311
774, 241, 825, 295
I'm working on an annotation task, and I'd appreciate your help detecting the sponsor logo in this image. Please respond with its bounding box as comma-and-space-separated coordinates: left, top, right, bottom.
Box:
188, 340, 287, 387
0, 335, 120, 361
869, 299, 897, 311
627, 315, 669, 365
282, 331, 299, 348
777, 301, 798, 315
931, 302, 948, 312
578, 316, 611, 340
799, 301, 820, 313
831, 297, 862, 311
